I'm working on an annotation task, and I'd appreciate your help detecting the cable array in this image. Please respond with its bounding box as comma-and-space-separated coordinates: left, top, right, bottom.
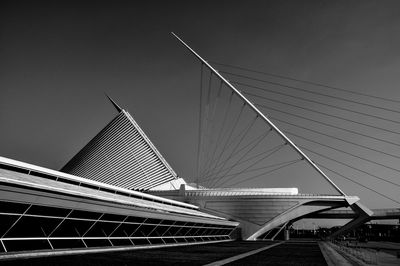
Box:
211, 61, 400, 105
210, 62, 400, 205
193, 65, 323, 190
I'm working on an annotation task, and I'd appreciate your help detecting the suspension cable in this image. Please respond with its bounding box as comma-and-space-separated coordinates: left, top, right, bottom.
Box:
286, 131, 400, 173
300, 147, 400, 188
223, 71, 400, 114
201, 134, 277, 183
214, 144, 286, 187
256, 104, 400, 148
245, 91, 400, 135
212, 159, 300, 182
210, 61, 400, 104
207, 102, 246, 187
199, 129, 272, 181
172, 32, 345, 195
269, 116, 400, 160
234, 81, 400, 125
202, 80, 223, 173
318, 164, 400, 205
195, 63, 204, 183
199, 70, 216, 174
200, 91, 234, 178
225, 159, 301, 187
209, 115, 258, 186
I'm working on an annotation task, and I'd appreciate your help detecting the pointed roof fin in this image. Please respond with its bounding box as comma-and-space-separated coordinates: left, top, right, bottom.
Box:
105, 93, 123, 113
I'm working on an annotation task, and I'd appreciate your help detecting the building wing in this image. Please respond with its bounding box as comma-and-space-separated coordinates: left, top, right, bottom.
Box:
61, 109, 179, 190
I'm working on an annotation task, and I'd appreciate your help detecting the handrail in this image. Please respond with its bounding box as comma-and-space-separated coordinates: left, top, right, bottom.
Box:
0, 156, 197, 210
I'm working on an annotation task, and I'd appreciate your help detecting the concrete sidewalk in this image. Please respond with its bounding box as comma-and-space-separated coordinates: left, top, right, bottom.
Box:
319, 242, 354, 266
320, 241, 400, 266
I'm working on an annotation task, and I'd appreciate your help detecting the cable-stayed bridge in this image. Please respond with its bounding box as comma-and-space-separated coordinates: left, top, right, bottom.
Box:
170, 36, 399, 199
205, 61, 400, 206
151, 34, 400, 240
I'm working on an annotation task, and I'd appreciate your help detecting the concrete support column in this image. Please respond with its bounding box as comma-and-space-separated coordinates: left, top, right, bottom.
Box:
329, 202, 373, 239
284, 229, 290, 241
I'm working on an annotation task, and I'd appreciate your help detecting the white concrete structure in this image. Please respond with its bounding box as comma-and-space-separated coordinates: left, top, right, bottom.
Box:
61, 109, 179, 191
150, 185, 360, 240
0, 156, 238, 258
0, 34, 373, 258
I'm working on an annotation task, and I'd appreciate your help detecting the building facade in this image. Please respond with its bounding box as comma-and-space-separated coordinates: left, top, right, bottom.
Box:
0, 156, 238, 258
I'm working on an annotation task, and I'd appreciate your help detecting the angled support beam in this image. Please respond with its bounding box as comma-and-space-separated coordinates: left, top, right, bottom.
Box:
123, 230, 135, 246
172, 32, 346, 196
40, 226, 54, 250
1, 204, 32, 238
271, 221, 289, 240
109, 216, 129, 237
83, 213, 105, 237
328, 202, 373, 239
48, 209, 74, 237
174, 222, 188, 236
101, 229, 113, 246
130, 218, 148, 237
0, 240, 7, 253
74, 227, 88, 248
147, 220, 163, 237
162, 221, 177, 236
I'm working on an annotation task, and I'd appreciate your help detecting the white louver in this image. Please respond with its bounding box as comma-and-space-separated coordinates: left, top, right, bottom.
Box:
61, 110, 178, 190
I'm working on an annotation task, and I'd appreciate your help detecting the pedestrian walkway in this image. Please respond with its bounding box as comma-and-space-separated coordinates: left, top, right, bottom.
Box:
204, 242, 283, 266
319, 242, 354, 266
322, 241, 400, 266
0, 241, 277, 266
7, 240, 399, 265
226, 241, 327, 265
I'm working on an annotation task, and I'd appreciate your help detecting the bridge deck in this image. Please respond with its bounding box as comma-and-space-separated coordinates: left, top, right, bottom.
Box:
307, 208, 400, 219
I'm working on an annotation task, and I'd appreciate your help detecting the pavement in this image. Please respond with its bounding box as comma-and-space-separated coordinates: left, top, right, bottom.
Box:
324, 241, 400, 266
355, 241, 400, 255
0, 241, 275, 266
204, 242, 283, 266
226, 240, 327, 265
319, 241, 354, 266
2, 239, 399, 265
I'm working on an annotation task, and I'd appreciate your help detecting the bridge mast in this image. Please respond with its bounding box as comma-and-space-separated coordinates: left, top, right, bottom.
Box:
172, 32, 346, 196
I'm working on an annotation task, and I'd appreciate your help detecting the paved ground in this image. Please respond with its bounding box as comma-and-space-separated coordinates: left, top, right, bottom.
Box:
332, 241, 400, 266
12, 240, 396, 265
4, 240, 400, 265
1, 241, 276, 266
350, 241, 400, 256
227, 241, 327, 266
319, 242, 354, 266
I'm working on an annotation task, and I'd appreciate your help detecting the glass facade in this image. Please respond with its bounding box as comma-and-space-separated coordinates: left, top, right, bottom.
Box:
0, 201, 236, 253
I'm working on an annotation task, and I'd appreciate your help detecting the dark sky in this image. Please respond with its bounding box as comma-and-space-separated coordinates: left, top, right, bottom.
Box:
1, 0, 400, 212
